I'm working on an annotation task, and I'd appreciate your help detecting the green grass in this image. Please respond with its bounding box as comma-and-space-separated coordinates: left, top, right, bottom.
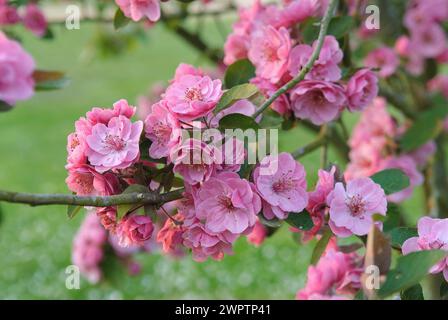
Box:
0, 22, 425, 299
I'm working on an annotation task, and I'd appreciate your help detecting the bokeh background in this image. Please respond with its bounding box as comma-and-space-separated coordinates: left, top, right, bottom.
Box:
0, 4, 424, 299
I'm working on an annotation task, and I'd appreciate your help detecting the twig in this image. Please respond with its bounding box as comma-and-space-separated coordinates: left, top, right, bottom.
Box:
292, 125, 328, 159
252, 0, 338, 119
0, 188, 184, 207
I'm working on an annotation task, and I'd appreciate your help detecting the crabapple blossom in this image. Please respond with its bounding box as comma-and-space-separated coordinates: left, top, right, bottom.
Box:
117, 214, 154, 247
182, 222, 235, 262
195, 172, 261, 234
253, 152, 308, 220
22, 4, 47, 37
326, 178, 387, 237
0, 3, 19, 25
248, 26, 291, 84
164, 74, 222, 121
290, 80, 346, 125
251, 77, 291, 115
144, 100, 181, 159
402, 217, 448, 282
85, 115, 143, 173
115, 0, 161, 22
157, 213, 185, 255
170, 138, 220, 185
364, 47, 399, 78
345, 69, 378, 112
296, 249, 363, 300
0, 32, 35, 105
66, 165, 120, 196
247, 220, 267, 247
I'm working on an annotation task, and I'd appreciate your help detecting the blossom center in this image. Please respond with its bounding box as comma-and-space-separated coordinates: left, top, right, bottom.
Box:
185, 87, 203, 101
272, 177, 295, 193
347, 194, 365, 217
104, 134, 126, 151
218, 195, 235, 211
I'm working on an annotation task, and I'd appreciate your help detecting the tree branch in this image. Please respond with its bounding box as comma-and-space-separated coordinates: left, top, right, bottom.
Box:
0, 189, 184, 207
252, 0, 338, 119
292, 126, 328, 159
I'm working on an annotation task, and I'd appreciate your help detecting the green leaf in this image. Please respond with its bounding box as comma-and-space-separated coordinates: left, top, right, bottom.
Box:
440, 281, 448, 299
67, 205, 83, 219
224, 59, 255, 89
0, 100, 13, 112
388, 227, 418, 248
113, 8, 130, 30
370, 169, 410, 195
214, 84, 259, 114
285, 211, 314, 231
117, 184, 149, 220
258, 215, 282, 228
33, 70, 70, 91
301, 18, 320, 43
219, 114, 260, 130
310, 228, 333, 265
399, 103, 448, 152
378, 250, 447, 298
327, 16, 355, 39
401, 284, 424, 300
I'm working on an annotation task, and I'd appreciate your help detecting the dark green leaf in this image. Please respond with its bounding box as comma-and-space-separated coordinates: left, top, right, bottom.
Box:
440, 281, 448, 299
310, 228, 333, 265
370, 169, 410, 195
327, 16, 355, 39
258, 215, 282, 228
383, 203, 402, 232
42, 28, 54, 40
113, 8, 130, 30
258, 112, 284, 129
214, 84, 259, 114
33, 70, 70, 91
224, 59, 255, 89
301, 18, 320, 43
401, 284, 424, 300
378, 250, 447, 298
285, 211, 314, 231
388, 227, 418, 248
219, 113, 260, 130
0, 100, 13, 112
67, 205, 83, 219
399, 104, 448, 152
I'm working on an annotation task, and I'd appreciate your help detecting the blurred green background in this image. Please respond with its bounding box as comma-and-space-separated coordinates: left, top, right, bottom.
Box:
0, 18, 424, 299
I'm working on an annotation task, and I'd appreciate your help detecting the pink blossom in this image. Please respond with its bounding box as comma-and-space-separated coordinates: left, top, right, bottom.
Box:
296, 249, 363, 300
289, 36, 343, 82
66, 132, 88, 168
280, 0, 318, 27
86, 99, 136, 127
182, 222, 235, 262
96, 206, 118, 233
170, 138, 220, 185
115, 0, 161, 22
327, 178, 387, 237
117, 214, 154, 247
380, 155, 423, 203
345, 139, 384, 181
364, 47, 399, 78
345, 69, 378, 112
164, 73, 222, 121
72, 213, 107, 283
248, 26, 291, 83
23, 4, 47, 37
394, 36, 410, 57
253, 153, 308, 220
0, 4, 20, 25
171, 63, 204, 83
428, 75, 448, 99
247, 220, 267, 247
402, 217, 448, 282
0, 32, 35, 105
290, 80, 346, 125
196, 172, 261, 234
66, 165, 120, 196
409, 23, 446, 58
144, 100, 180, 159
85, 115, 143, 173
224, 33, 249, 65
307, 166, 336, 215
157, 213, 185, 255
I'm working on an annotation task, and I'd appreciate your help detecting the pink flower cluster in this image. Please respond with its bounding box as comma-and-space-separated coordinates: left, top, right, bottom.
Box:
224, 0, 379, 124
0, 31, 35, 105
115, 0, 161, 22
403, 217, 448, 282
296, 247, 363, 300
397, 0, 448, 76
345, 97, 426, 203
0, 2, 47, 37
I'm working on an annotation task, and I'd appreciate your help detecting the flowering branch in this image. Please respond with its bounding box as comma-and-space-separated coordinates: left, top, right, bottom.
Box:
0, 188, 184, 207
252, 0, 338, 119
